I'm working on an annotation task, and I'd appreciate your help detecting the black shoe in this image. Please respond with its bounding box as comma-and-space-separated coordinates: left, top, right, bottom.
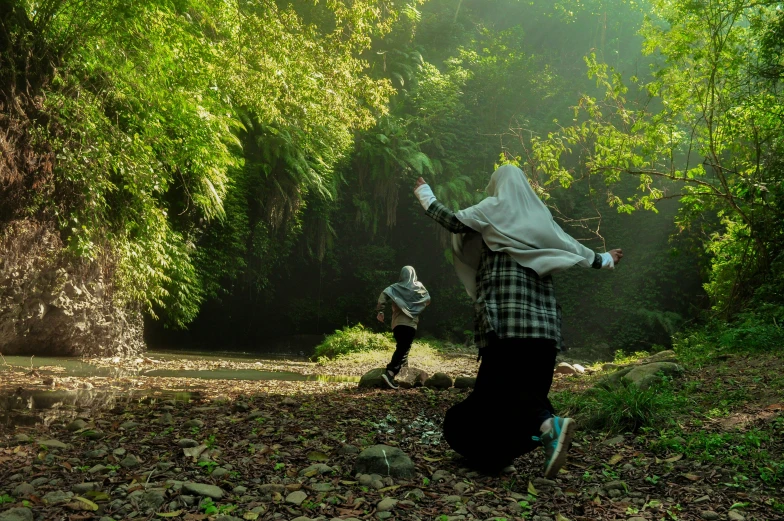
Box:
381, 371, 399, 389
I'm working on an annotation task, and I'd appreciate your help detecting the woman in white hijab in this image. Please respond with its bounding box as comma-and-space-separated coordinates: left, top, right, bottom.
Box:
414, 164, 622, 477
376, 266, 431, 389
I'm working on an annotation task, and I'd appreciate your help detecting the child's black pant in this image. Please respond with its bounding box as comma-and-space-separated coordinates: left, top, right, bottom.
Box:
386, 325, 416, 375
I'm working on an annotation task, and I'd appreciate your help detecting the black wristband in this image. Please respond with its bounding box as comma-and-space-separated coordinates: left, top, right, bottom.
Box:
591, 252, 603, 269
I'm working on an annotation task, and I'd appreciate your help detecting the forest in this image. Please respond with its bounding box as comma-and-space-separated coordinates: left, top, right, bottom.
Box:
0, 0, 783, 520
1, 0, 781, 356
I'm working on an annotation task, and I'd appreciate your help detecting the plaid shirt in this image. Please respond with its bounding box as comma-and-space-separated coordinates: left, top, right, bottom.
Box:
426, 201, 563, 350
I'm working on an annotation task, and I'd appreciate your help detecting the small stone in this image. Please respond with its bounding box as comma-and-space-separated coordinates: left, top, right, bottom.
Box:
442, 495, 462, 503
608, 489, 622, 498
627, 518, 646, 521
39, 439, 67, 449
113, 448, 127, 457
183, 482, 224, 499
82, 429, 105, 440
232, 486, 247, 494
210, 467, 228, 478
233, 402, 250, 413
0, 508, 33, 521
376, 513, 392, 520
258, 484, 286, 494
727, 511, 746, 521
604, 435, 625, 445
299, 463, 333, 476
286, 490, 307, 506
72, 482, 100, 493
281, 397, 298, 406
353, 445, 415, 478
453, 482, 470, 494
432, 469, 452, 482
700, 512, 719, 521
30, 477, 49, 487
67, 419, 88, 431
290, 517, 311, 521
377, 498, 397, 512
406, 488, 425, 500
507, 501, 522, 513
693, 495, 710, 504
42, 490, 73, 504
182, 419, 204, 429
85, 449, 108, 459
533, 478, 557, 488
138, 489, 166, 511
554, 362, 577, 375
177, 439, 199, 448
120, 455, 139, 468
312, 483, 333, 492
604, 480, 626, 491
246, 410, 267, 420
120, 421, 140, 430
13, 483, 35, 497
338, 444, 359, 455
158, 412, 174, 425
89, 464, 107, 474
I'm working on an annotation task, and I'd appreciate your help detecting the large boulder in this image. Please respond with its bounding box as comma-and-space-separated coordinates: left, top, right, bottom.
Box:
353, 445, 415, 478
554, 362, 578, 375
424, 372, 453, 389
623, 362, 683, 390
596, 366, 635, 389
358, 368, 387, 389
596, 362, 683, 390
454, 376, 476, 389
396, 367, 428, 389
642, 350, 678, 364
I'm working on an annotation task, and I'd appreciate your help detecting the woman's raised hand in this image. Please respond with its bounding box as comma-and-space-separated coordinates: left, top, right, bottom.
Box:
414, 177, 427, 190
609, 249, 624, 265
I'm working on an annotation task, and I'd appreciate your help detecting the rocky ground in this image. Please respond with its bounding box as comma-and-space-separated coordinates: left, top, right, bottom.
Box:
0, 348, 782, 521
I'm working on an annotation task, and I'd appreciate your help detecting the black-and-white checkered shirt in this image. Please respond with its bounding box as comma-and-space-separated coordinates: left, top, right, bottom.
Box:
426, 201, 563, 350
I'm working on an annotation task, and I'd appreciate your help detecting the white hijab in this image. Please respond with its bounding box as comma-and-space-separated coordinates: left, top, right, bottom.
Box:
452, 164, 595, 300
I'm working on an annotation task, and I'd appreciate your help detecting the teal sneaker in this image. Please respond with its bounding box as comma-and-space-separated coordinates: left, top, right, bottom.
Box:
532, 416, 576, 478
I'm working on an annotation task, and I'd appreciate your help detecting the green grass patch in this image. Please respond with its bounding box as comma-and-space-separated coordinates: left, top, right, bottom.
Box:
649, 425, 784, 488
312, 324, 394, 360
312, 324, 475, 361
674, 312, 784, 367
552, 378, 689, 434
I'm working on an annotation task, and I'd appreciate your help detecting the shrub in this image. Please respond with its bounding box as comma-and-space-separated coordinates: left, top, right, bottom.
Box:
312, 324, 394, 359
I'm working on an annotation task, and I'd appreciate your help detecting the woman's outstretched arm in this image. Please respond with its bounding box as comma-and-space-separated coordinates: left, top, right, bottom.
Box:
414, 177, 471, 234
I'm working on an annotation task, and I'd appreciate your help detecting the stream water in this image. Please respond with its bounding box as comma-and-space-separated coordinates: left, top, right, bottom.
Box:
0, 348, 359, 427
1, 349, 357, 381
